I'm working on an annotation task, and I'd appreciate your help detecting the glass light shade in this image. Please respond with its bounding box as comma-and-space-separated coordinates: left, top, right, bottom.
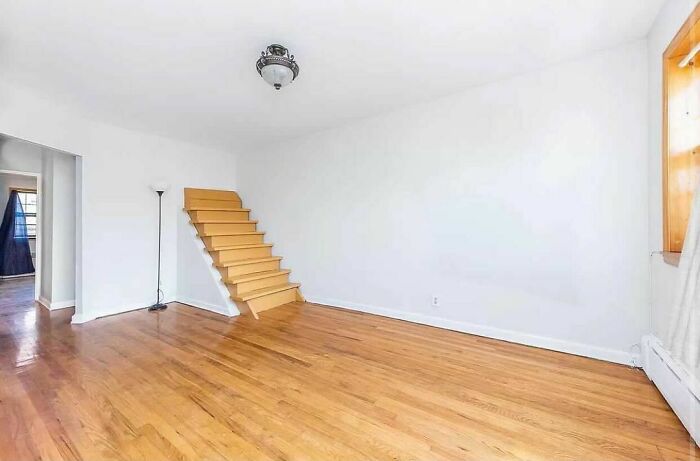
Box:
261, 64, 294, 90
151, 182, 169, 193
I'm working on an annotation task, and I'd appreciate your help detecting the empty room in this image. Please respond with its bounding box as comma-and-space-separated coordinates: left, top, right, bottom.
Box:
1, 0, 700, 460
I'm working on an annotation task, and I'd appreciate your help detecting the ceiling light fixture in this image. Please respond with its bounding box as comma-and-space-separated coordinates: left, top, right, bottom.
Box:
256, 44, 300, 90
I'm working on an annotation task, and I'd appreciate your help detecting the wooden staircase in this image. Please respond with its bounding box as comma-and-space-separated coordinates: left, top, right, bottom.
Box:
184, 188, 303, 319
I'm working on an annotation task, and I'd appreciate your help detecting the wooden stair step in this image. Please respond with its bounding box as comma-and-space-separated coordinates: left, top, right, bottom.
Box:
216, 256, 283, 268
196, 221, 259, 236
184, 188, 241, 202
186, 206, 246, 211
233, 283, 301, 302
211, 243, 273, 251
185, 199, 242, 210
192, 221, 253, 225
194, 220, 257, 224
201, 232, 266, 249
186, 207, 250, 212
199, 231, 264, 237
227, 270, 291, 284
188, 209, 251, 221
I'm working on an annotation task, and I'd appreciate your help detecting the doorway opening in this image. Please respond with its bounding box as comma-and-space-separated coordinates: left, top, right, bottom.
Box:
0, 171, 39, 315
0, 134, 79, 318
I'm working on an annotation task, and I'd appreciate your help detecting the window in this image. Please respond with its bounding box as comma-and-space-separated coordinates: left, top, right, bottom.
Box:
663, 3, 700, 253
14, 190, 37, 238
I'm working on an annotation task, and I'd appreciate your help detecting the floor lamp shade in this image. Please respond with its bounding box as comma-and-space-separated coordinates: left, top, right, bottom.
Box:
151, 182, 169, 194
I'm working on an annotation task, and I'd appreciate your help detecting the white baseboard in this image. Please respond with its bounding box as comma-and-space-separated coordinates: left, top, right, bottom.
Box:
306, 296, 636, 366
71, 298, 176, 324
70, 312, 96, 324
38, 297, 75, 310
642, 335, 700, 447
176, 297, 238, 317
37, 296, 50, 309
1, 272, 35, 279
53, 299, 76, 310
70, 296, 237, 324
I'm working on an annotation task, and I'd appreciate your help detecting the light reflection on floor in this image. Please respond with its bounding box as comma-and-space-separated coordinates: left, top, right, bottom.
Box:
0, 276, 73, 369
15, 309, 39, 367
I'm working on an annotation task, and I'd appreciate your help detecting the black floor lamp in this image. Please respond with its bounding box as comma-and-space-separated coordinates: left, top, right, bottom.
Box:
148, 182, 169, 311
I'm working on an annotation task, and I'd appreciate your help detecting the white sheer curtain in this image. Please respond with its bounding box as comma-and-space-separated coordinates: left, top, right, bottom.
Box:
667, 182, 700, 379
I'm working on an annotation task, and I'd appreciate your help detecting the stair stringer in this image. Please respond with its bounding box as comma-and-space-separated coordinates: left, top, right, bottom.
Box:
176, 208, 239, 316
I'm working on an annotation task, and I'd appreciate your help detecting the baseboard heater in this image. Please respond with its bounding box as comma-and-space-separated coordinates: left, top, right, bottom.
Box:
643, 336, 700, 447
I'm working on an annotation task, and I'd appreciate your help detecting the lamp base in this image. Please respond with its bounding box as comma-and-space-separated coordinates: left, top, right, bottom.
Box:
148, 303, 168, 312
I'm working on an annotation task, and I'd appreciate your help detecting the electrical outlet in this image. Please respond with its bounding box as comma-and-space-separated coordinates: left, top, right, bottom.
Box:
431, 295, 440, 307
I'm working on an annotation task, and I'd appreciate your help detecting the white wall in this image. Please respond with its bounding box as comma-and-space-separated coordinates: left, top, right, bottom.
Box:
651, 256, 679, 341
237, 41, 649, 364
0, 137, 43, 173
176, 208, 238, 316
647, 0, 700, 340
41, 151, 53, 300
47, 152, 76, 305
0, 79, 239, 322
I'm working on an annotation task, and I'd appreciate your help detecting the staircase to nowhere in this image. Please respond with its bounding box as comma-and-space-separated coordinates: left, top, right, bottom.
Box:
184, 188, 303, 319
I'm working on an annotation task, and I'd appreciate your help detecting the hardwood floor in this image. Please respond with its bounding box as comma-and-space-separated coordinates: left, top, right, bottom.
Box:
0, 295, 697, 460
0, 276, 36, 316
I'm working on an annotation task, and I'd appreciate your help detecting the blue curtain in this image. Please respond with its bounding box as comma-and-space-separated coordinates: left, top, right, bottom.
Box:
0, 191, 35, 276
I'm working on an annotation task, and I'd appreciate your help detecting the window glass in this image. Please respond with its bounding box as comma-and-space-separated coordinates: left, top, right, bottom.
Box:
14, 190, 37, 237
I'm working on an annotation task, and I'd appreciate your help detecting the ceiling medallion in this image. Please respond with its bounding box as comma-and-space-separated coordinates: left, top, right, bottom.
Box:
256, 44, 300, 90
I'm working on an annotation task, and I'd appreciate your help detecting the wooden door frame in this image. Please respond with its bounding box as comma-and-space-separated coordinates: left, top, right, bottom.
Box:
662, 2, 700, 252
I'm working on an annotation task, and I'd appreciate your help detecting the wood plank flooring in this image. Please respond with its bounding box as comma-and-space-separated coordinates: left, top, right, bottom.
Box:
0, 276, 36, 316
0, 279, 697, 460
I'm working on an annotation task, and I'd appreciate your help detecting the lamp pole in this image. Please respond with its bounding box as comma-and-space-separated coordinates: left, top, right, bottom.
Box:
149, 184, 168, 311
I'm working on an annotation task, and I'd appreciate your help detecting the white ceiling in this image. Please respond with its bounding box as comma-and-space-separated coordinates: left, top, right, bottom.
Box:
0, 0, 664, 150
